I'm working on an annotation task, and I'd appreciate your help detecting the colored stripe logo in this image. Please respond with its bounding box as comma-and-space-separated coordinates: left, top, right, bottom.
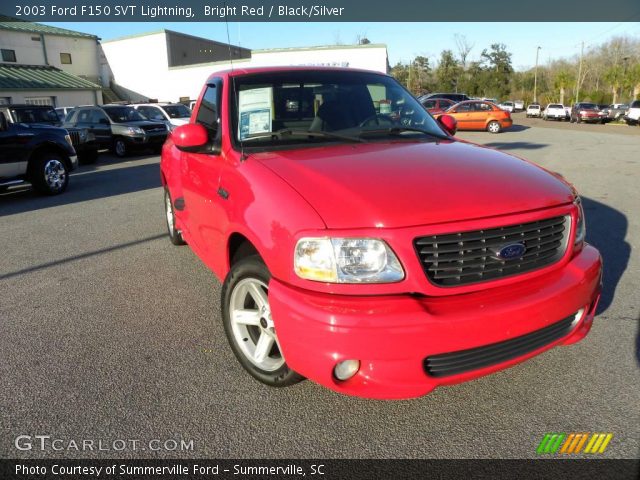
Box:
537, 433, 613, 454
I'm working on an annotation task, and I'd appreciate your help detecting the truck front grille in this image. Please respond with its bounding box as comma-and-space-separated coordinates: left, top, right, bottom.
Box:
414, 215, 570, 287
68, 130, 81, 146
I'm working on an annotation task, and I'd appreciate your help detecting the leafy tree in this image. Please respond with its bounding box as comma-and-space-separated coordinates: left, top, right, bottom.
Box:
434, 50, 461, 92
480, 43, 513, 98
604, 65, 625, 103
553, 70, 574, 104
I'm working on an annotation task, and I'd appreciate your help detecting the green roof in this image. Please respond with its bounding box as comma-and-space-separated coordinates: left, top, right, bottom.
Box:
0, 64, 101, 90
0, 16, 98, 39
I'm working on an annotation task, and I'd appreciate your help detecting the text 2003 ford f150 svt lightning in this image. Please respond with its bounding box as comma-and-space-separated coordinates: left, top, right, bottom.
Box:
160, 67, 602, 399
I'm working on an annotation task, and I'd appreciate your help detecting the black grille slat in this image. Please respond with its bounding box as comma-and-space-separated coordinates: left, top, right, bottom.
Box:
432, 250, 559, 279
68, 130, 80, 146
415, 217, 564, 245
424, 314, 576, 377
426, 241, 562, 272
414, 216, 568, 287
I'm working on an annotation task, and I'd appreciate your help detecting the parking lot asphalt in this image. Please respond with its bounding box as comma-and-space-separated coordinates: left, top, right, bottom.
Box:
1, 122, 639, 460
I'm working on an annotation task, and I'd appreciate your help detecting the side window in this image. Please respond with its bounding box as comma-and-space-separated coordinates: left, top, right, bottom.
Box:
422, 100, 436, 109
477, 102, 492, 111
90, 109, 109, 124
456, 103, 473, 112
76, 109, 92, 123
196, 83, 221, 132
141, 106, 165, 121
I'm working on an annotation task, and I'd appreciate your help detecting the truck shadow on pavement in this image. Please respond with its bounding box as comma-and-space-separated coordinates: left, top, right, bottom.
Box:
0, 155, 161, 217
580, 197, 629, 315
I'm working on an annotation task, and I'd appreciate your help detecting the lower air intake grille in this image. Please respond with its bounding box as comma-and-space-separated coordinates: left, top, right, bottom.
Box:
423, 313, 577, 378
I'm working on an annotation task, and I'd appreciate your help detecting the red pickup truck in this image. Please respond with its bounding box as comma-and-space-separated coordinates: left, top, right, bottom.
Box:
160, 67, 602, 399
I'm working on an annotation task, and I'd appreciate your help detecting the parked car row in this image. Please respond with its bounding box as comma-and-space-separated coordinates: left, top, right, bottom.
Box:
0, 102, 192, 196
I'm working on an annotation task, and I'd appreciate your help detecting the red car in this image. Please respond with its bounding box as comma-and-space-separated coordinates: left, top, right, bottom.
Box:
161, 67, 602, 399
420, 97, 455, 115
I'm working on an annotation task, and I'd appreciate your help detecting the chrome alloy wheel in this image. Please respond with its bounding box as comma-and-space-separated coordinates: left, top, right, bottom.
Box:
229, 278, 284, 371
43, 159, 66, 191
487, 121, 501, 133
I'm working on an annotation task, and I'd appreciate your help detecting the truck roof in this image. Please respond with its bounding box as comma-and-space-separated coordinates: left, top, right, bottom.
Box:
206, 66, 389, 82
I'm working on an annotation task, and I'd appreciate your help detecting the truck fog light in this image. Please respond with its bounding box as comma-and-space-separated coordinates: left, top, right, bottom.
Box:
334, 360, 360, 381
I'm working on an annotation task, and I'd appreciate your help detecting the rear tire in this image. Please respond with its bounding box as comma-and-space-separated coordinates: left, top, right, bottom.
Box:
221, 255, 304, 388
30, 152, 69, 195
487, 121, 501, 134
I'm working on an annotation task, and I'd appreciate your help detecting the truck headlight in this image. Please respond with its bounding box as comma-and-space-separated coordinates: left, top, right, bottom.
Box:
574, 197, 586, 246
294, 238, 404, 283
127, 126, 144, 135
64, 134, 72, 146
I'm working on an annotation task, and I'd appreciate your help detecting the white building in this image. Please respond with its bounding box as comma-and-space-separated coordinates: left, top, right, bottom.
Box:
0, 18, 103, 106
101, 29, 388, 103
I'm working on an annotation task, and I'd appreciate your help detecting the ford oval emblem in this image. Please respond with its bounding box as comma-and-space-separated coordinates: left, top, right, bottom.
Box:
494, 243, 526, 260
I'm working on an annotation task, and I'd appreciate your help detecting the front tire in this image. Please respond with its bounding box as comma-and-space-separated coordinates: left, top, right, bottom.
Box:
164, 188, 185, 245
112, 138, 128, 157
30, 153, 69, 195
487, 121, 501, 134
221, 256, 304, 387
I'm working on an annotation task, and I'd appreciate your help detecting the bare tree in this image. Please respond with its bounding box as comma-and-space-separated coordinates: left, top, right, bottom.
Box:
454, 34, 474, 70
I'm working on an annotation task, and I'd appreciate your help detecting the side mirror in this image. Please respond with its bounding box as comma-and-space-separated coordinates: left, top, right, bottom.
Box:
173, 123, 219, 154
438, 114, 457, 136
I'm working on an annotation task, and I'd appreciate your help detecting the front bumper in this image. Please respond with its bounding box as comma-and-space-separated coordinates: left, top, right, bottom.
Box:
270, 245, 602, 399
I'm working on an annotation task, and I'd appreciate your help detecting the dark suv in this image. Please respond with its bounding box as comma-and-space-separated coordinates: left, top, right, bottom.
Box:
0, 110, 77, 195
0, 104, 97, 164
418, 92, 471, 103
64, 105, 168, 157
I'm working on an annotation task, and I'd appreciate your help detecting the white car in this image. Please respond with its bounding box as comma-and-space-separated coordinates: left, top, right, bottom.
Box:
526, 104, 542, 118
543, 104, 567, 121
514, 100, 524, 111
499, 101, 515, 112
624, 100, 640, 125
131, 103, 192, 130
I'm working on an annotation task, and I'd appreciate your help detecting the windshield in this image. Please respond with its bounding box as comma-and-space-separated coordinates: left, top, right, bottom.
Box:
549, 104, 563, 109
580, 103, 597, 109
231, 70, 447, 148
11, 107, 60, 124
102, 106, 147, 122
162, 104, 191, 119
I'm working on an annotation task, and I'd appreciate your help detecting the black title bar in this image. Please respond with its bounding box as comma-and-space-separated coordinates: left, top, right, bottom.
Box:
1, 459, 639, 480
2, 0, 640, 22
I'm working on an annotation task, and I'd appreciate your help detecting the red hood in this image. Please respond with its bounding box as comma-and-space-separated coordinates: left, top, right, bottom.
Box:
254, 140, 574, 229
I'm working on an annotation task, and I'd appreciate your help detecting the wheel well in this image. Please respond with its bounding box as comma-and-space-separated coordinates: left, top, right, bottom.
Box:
228, 233, 259, 267
27, 143, 72, 174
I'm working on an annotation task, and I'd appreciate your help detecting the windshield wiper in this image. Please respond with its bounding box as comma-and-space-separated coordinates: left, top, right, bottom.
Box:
243, 128, 366, 143
359, 126, 449, 140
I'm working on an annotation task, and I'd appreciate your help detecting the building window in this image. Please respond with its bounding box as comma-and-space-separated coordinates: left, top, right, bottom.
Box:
1, 49, 17, 62
24, 96, 55, 106
60, 53, 72, 64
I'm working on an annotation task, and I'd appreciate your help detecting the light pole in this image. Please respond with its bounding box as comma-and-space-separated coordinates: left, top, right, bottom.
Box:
533, 46, 541, 103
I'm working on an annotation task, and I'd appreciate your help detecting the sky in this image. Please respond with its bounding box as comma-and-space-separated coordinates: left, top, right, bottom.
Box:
45, 21, 640, 71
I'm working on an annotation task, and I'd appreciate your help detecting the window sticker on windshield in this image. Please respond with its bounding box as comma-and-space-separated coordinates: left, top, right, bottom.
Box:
238, 87, 273, 140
